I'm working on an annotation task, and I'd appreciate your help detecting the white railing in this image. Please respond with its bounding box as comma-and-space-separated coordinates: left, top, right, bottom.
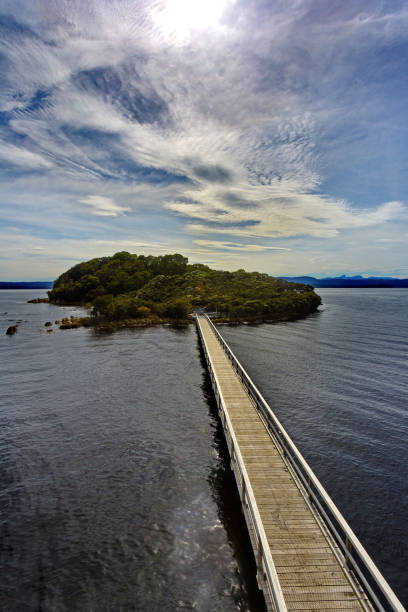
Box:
198, 314, 405, 612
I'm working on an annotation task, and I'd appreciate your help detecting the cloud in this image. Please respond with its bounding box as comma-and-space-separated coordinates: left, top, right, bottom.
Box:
79, 195, 130, 216
168, 179, 405, 238
193, 164, 232, 183
0, 141, 52, 168
93, 239, 166, 249
0, 0, 407, 278
194, 240, 290, 252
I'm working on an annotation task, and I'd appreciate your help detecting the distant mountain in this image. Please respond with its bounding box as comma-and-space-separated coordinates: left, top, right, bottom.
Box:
279, 276, 408, 288
0, 281, 53, 289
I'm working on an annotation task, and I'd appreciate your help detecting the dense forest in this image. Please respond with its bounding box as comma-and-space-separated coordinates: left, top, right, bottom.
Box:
48, 251, 321, 325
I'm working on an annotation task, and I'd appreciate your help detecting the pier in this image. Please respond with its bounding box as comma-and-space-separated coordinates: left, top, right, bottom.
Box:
196, 315, 404, 612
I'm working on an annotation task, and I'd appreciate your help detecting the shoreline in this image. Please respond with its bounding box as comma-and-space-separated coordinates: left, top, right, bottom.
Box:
45, 309, 322, 333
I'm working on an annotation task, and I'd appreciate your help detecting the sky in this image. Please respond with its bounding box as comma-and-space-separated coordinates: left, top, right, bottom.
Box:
0, 0, 407, 280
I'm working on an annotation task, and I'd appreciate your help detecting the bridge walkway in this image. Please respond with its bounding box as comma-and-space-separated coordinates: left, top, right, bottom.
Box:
197, 315, 375, 611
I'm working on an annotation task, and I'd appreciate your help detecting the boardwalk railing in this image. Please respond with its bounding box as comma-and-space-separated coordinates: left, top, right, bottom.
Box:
198, 314, 405, 612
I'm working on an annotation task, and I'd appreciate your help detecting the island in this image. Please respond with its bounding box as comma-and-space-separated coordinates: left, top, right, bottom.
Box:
48, 251, 321, 329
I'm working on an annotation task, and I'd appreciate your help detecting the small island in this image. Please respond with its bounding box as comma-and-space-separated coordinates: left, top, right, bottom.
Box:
48, 251, 321, 329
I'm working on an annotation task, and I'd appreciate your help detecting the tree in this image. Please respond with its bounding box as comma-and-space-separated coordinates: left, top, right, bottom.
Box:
164, 298, 190, 320
92, 294, 114, 317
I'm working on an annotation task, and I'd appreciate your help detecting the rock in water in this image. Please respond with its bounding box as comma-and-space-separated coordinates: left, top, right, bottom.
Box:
27, 298, 49, 303
6, 326, 18, 335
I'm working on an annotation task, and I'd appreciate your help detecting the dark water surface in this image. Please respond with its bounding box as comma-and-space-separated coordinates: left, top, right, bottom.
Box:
0, 291, 263, 612
220, 289, 408, 607
1, 289, 407, 610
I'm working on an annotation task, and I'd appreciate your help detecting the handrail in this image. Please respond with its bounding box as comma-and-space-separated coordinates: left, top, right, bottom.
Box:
196, 316, 288, 611
201, 314, 405, 612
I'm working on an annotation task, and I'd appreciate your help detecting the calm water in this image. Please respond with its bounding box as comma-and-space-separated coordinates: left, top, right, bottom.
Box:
221, 289, 408, 607
1, 289, 407, 610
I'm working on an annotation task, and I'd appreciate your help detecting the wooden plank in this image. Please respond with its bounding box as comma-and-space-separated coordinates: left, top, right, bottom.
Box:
282, 602, 364, 610
280, 576, 352, 587
266, 536, 330, 546
276, 564, 344, 575
285, 586, 356, 596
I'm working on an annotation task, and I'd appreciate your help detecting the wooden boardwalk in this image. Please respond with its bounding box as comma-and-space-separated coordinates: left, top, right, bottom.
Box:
196, 315, 404, 612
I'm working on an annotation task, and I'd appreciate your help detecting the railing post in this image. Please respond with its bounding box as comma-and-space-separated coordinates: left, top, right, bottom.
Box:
346, 535, 352, 569
230, 442, 235, 464
307, 476, 313, 503
257, 535, 263, 574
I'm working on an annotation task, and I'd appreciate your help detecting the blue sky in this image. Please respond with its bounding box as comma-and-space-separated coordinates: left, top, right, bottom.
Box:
0, 0, 407, 279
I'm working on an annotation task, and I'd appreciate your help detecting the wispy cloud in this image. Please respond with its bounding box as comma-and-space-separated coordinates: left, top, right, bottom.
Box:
194, 240, 290, 252
79, 195, 130, 216
0, 140, 52, 169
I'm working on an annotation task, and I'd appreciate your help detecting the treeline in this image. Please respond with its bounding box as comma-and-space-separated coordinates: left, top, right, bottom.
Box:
49, 251, 321, 323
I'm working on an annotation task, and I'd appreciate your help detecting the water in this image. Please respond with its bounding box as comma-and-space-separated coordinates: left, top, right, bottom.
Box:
220, 289, 408, 607
1, 289, 407, 609
0, 291, 264, 612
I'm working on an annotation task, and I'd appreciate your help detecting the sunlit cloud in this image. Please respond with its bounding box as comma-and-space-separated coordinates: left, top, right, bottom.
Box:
150, 0, 233, 44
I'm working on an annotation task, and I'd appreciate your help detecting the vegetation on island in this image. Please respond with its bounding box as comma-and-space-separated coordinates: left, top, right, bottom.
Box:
48, 251, 321, 328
